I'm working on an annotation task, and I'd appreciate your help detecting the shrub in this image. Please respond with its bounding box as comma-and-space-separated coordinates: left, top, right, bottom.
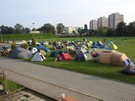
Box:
21, 42, 28, 49
11, 41, 16, 50
32, 35, 36, 47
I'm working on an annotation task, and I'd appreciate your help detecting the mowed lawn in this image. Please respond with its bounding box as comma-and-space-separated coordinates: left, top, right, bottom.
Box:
2, 34, 135, 84
35, 37, 135, 84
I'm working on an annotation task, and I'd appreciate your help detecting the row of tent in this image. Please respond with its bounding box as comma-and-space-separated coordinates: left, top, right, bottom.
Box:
3, 39, 135, 74
9, 47, 46, 62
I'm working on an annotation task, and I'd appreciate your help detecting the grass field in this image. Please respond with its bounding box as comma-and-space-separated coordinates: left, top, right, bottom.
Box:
2, 34, 135, 84
36, 36, 135, 84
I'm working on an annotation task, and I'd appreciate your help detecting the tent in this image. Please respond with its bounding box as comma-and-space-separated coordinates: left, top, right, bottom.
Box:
61, 53, 72, 61
84, 53, 93, 61
31, 47, 38, 54
108, 41, 118, 50
44, 48, 50, 53
99, 50, 112, 64
31, 52, 46, 62
123, 59, 135, 74
66, 46, 76, 55
99, 50, 128, 66
40, 50, 46, 56
9, 47, 32, 59
81, 45, 88, 50
108, 44, 118, 50
75, 52, 85, 62
108, 41, 113, 45
76, 47, 87, 53
86, 42, 92, 48
50, 50, 59, 57
110, 50, 128, 66
36, 44, 45, 50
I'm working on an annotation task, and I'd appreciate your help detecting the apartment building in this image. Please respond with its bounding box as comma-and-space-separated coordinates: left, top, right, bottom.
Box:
90, 20, 97, 30
108, 13, 124, 29
97, 17, 108, 29
64, 27, 82, 34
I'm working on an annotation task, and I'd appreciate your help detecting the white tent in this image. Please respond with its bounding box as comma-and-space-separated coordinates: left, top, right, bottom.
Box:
31, 47, 38, 54
31, 52, 46, 62
123, 60, 135, 74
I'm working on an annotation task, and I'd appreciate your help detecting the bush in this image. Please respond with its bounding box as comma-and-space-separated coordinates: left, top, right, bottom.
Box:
21, 42, 28, 49
11, 41, 16, 50
32, 35, 36, 47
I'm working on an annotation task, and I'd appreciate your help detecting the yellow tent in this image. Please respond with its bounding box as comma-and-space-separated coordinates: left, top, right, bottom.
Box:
109, 44, 118, 50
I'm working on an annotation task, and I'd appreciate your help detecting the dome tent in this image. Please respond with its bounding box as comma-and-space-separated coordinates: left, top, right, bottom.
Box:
9, 47, 32, 59
123, 59, 135, 74
99, 50, 128, 66
31, 52, 46, 62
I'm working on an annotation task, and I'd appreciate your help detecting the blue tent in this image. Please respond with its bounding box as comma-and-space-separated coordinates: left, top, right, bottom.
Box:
44, 48, 50, 53
108, 41, 113, 45
36, 44, 45, 50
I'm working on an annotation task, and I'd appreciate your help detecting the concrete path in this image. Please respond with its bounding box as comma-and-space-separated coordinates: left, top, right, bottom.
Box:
0, 57, 135, 101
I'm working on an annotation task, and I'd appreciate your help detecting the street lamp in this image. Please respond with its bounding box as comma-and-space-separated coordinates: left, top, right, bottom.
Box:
32, 23, 35, 31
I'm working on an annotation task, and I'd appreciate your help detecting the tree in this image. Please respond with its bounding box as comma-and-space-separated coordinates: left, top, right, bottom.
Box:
11, 41, 16, 50
78, 28, 82, 36
78, 28, 85, 36
84, 24, 88, 34
23, 28, 30, 34
14, 23, 24, 34
126, 21, 135, 36
32, 35, 36, 47
98, 27, 108, 36
89, 29, 98, 36
56, 23, 65, 34
106, 29, 115, 37
8, 27, 15, 34
39, 23, 55, 33
0, 25, 9, 34
115, 22, 126, 36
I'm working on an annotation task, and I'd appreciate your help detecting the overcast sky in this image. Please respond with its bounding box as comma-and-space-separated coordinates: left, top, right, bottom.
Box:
0, 0, 135, 29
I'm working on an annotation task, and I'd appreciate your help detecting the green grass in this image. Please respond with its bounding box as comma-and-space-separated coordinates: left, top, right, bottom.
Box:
6, 80, 22, 91
2, 34, 135, 84
33, 37, 135, 84
0, 78, 22, 92
2, 33, 57, 41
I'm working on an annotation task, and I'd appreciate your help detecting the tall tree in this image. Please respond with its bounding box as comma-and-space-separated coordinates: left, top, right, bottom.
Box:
115, 22, 126, 36
98, 27, 108, 36
8, 27, 15, 34
56, 23, 65, 34
78, 28, 83, 36
127, 21, 135, 36
23, 28, 30, 34
84, 24, 88, 34
106, 29, 115, 37
39, 23, 55, 33
14, 23, 24, 34
0, 25, 15, 34
0, 25, 9, 34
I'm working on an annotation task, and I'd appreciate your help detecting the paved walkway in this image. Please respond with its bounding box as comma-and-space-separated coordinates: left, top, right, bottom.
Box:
0, 57, 135, 101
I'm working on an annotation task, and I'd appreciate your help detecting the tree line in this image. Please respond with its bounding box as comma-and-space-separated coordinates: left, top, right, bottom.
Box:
0, 21, 135, 36
0, 23, 65, 35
